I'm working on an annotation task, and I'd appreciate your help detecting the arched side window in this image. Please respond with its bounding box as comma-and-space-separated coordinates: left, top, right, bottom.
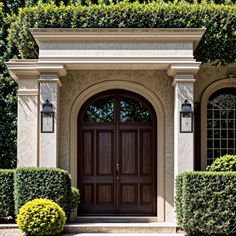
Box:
207, 88, 236, 165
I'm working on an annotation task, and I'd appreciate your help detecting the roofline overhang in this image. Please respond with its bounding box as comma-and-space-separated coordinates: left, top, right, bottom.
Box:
30, 28, 206, 51
6, 28, 207, 82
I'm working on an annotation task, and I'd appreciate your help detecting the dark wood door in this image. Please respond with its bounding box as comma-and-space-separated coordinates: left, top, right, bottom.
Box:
78, 90, 157, 215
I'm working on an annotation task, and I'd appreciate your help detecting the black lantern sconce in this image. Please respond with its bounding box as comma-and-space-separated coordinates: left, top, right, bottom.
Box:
41, 99, 54, 133
180, 99, 193, 133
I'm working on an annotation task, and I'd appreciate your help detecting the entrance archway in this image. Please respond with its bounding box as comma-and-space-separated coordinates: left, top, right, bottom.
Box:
78, 90, 156, 215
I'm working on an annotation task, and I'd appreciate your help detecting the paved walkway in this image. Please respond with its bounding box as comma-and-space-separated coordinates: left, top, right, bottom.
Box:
0, 229, 186, 236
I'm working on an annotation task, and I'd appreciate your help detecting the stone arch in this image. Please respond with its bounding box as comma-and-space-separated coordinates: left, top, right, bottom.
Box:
200, 77, 236, 169
69, 80, 165, 221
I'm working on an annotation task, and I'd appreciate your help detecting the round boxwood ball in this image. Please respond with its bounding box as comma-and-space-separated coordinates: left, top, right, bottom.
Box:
207, 154, 236, 171
16, 198, 66, 236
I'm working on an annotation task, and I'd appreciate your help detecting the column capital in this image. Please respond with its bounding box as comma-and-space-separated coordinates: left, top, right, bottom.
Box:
167, 63, 201, 77
39, 73, 62, 87
172, 74, 196, 87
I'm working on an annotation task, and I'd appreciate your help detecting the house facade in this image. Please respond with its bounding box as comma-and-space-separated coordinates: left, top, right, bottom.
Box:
7, 28, 236, 223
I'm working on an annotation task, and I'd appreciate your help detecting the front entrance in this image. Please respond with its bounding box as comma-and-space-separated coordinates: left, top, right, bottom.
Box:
78, 90, 157, 215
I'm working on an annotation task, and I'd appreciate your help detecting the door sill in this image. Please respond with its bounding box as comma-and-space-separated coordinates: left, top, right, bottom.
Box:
76, 216, 158, 223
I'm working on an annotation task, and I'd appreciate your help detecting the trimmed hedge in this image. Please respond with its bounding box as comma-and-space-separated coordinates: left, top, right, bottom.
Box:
175, 172, 236, 235
8, 1, 236, 65
71, 187, 80, 211
0, 169, 15, 221
14, 168, 72, 216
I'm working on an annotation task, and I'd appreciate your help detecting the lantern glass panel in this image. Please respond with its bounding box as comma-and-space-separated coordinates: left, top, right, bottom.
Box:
180, 112, 192, 132
41, 112, 54, 133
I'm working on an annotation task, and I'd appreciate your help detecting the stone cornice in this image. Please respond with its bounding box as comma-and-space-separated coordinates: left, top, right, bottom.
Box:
30, 28, 206, 50
6, 60, 66, 82
6, 28, 207, 82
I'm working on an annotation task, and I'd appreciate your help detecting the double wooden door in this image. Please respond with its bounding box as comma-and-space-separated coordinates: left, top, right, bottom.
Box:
78, 90, 157, 215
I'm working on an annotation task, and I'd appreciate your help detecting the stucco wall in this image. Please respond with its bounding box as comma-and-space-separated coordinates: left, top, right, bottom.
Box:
59, 70, 174, 221
195, 64, 236, 102
58, 64, 236, 222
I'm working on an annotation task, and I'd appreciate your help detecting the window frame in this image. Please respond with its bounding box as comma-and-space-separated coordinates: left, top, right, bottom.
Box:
200, 78, 236, 170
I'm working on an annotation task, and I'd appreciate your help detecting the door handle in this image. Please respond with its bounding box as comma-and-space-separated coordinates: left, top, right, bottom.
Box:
116, 163, 119, 180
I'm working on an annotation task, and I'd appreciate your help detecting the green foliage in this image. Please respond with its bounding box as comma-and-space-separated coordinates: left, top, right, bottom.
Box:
0, 169, 15, 221
175, 172, 236, 235
71, 187, 80, 210
0, 2, 17, 169
207, 154, 236, 171
14, 168, 72, 216
16, 198, 66, 236
0, 0, 84, 169
8, 2, 236, 65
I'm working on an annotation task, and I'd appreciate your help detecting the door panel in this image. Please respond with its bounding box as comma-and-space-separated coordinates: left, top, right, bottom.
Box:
120, 130, 137, 175
82, 130, 94, 175
78, 90, 156, 215
97, 130, 113, 175
140, 130, 151, 175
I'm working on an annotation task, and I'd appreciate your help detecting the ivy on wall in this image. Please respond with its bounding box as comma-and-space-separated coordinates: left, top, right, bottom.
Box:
8, 1, 236, 65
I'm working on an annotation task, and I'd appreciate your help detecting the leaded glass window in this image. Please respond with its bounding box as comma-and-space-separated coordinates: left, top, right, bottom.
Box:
120, 96, 151, 122
83, 97, 114, 122
207, 88, 236, 165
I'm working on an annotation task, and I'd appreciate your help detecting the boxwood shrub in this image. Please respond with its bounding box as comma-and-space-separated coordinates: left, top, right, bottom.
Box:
175, 172, 236, 235
14, 168, 72, 216
71, 186, 80, 211
8, 1, 236, 65
17, 198, 66, 236
0, 169, 15, 221
207, 154, 236, 171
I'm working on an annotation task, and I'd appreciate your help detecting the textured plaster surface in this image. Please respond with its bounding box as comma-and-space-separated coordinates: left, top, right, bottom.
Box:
40, 82, 60, 167
39, 42, 193, 58
17, 79, 38, 167
174, 81, 194, 175
194, 64, 236, 102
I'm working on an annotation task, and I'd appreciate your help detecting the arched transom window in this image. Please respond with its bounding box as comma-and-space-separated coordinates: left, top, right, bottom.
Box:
207, 88, 236, 165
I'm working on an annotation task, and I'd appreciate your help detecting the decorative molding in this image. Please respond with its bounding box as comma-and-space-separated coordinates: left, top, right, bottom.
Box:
18, 89, 39, 96
30, 28, 206, 49
172, 74, 196, 86
39, 74, 62, 87
6, 60, 66, 83
167, 63, 201, 77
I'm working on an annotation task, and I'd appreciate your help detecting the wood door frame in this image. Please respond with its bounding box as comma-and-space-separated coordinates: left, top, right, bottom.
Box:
69, 80, 165, 221
78, 90, 157, 215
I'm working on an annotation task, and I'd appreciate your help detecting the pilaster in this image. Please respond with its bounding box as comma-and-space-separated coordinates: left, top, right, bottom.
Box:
172, 74, 196, 177
17, 76, 39, 167
39, 74, 61, 167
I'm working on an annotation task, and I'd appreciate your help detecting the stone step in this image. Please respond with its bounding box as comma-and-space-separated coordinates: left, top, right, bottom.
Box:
76, 216, 158, 223
64, 222, 179, 234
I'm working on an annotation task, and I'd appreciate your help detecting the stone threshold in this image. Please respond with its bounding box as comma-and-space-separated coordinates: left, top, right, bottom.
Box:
64, 222, 179, 234
0, 223, 180, 234
76, 216, 159, 223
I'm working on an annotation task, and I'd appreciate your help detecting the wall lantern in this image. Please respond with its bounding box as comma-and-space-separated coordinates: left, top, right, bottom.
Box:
41, 99, 54, 133
180, 99, 193, 133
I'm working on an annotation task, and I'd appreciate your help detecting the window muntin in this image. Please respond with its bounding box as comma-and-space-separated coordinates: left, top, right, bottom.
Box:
83, 94, 152, 123
83, 96, 114, 122
207, 88, 236, 165
120, 96, 151, 122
